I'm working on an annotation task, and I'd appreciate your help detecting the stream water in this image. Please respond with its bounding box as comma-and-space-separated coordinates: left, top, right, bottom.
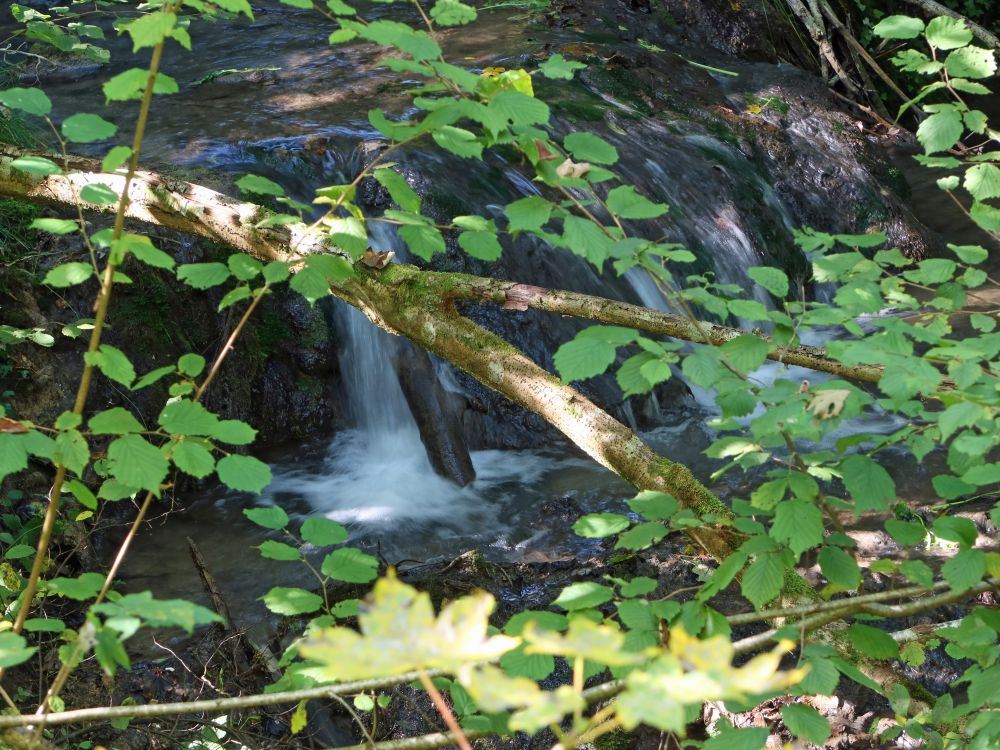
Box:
7, 1, 997, 629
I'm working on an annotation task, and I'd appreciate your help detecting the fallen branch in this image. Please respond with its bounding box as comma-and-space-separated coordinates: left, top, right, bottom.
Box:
434, 272, 885, 383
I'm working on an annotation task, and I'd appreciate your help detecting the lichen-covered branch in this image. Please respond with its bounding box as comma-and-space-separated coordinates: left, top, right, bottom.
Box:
430, 272, 886, 384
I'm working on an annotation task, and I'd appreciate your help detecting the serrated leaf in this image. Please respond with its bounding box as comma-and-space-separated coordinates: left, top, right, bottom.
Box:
917, 108, 963, 154
171, 440, 215, 478
552, 581, 613, 611
748, 266, 789, 297
107, 434, 168, 492
321, 547, 379, 583
244, 505, 289, 530
301, 517, 348, 547
44, 262, 93, 288
627, 491, 678, 520
741, 554, 784, 609
818, 545, 861, 589
259, 540, 302, 561
770, 499, 823, 557
606, 185, 668, 219
841, 454, 895, 513
178, 262, 231, 289
572, 513, 630, 538
846, 623, 899, 659
0, 87, 51, 116
564, 131, 618, 165
873, 15, 924, 39
61, 113, 117, 143
89, 407, 144, 435
782, 703, 831, 745
263, 587, 323, 615
217, 454, 271, 493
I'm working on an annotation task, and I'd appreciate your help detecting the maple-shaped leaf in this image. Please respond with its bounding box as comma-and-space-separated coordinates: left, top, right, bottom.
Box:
299, 572, 517, 680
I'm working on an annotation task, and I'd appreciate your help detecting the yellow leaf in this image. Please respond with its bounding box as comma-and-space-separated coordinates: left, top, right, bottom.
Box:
291, 700, 308, 735
299, 572, 517, 681
807, 389, 851, 419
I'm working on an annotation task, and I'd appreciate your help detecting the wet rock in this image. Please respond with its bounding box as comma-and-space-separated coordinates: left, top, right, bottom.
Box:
393, 338, 477, 486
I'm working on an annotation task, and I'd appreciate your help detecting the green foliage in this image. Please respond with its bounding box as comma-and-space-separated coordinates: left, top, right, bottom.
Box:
1, 4, 999, 749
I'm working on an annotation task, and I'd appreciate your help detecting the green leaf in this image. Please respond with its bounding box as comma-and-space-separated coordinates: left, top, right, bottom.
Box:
488, 91, 549, 128
552, 581, 614, 611
373, 169, 420, 212
0, 87, 51, 116
126, 11, 176, 50
89, 407, 144, 435
244, 506, 289, 530
171, 441, 216, 478
158, 399, 219, 436
211, 419, 257, 445
458, 231, 502, 261
55, 430, 89, 474
770, 499, 823, 557
847, 623, 899, 659
748, 266, 789, 297
781, 703, 831, 745
939, 401, 988, 441
217, 454, 272, 493
11, 156, 61, 176
45, 572, 105, 600
43, 262, 93, 288
720, 333, 769, 372
563, 132, 618, 165
917, 108, 964, 154
399, 223, 445, 261
432, 125, 483, 159
965, 164, 1000, 202
61, 113, 117, 143
606, 185, 668, 219
572, 513, 630, 538
561, 215, 614, 266
818, 545, 861, 589
0, 632, 37, 669
627, 491, 678, 520
259, 540, 302, 561
4, 544, 35, 560
103, 68, 179, 101
177, 353, 206, 377
741, 554, 784, 609
945, 46, 997, 79
942, 548, 985, 591
321, 547, 379, 583
84, 344, 135, 387
107, 435, 168, 492
505, 196, 552, 233
702, 727, 769, 750
263, 587, 324, 615
301, 517, 348, 547
178, 262, 232, 289
554, 334, 616, 383
80, 183, 119, 205
614, 521, 667, 550
22, 618, 65, 633
500, 644, 555, 680
292, 255, 355, 305
539, 53, 585, 80
841, 454, 895, 513
103, 146, 133, 171
237, 173, 285, 196
429, 0, 476, 26
872, 15, 924, 39
932, 515, 978, 547
925, 16, 973, 49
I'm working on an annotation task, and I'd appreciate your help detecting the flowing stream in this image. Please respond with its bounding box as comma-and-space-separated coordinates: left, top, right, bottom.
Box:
8, 1, 995, 628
